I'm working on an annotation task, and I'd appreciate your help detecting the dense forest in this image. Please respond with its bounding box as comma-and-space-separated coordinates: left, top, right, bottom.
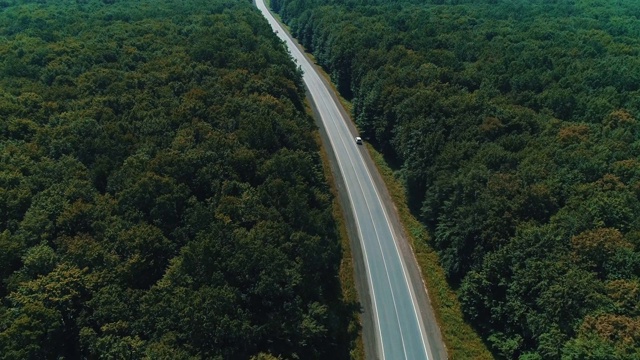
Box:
272, 0, 640, 358
0, 0, 357, 358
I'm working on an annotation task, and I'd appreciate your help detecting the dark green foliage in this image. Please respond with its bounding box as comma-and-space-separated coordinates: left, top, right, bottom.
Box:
0, 0, 354, 358
272, 0, 640, 358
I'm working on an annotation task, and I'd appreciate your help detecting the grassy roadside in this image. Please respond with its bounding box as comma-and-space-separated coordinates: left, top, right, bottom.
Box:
266, 3, 364, 357
366, 145, 493, 360
263, 2, 489, 357
312, 123, 364, 359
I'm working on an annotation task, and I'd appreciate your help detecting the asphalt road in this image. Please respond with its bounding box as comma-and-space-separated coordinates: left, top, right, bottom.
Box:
255, 2, 442, 359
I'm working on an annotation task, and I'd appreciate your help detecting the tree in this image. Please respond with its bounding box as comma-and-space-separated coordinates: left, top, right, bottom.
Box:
1, 263, 89, 359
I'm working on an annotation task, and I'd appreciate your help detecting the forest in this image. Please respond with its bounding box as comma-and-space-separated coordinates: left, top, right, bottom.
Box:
0, 0, 357, 358
272, 0, 640, 358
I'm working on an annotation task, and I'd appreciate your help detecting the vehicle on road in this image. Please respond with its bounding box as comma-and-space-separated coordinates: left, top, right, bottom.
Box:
355, 136, 363, 144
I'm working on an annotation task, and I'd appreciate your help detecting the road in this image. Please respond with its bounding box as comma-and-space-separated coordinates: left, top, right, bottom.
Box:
255, 1, 445, 359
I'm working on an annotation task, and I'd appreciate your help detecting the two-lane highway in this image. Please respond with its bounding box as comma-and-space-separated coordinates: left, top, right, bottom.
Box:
255, 1, 444, 359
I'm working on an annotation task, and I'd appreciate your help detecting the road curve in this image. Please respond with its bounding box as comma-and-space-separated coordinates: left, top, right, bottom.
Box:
255, 2, 443, 359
